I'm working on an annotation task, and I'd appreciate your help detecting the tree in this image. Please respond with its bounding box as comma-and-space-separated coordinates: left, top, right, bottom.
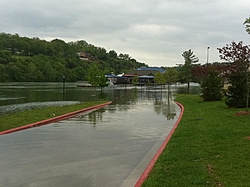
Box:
200, 67, 224, 101
181, 49, 199, 93
87, 64, 100, 87
0, 50, 12, 64
98, 74, 109, 89
87, 64, 109, 89
132, 75, 139, 87
244, 16, 250, 35
164, 68, 178, 85
218, 41, 250, 110
108, 50, 117, 59
154, 72, 166, 85
191, 63, 228, 84
164, 68, 178, 93
0, 64, 10, 81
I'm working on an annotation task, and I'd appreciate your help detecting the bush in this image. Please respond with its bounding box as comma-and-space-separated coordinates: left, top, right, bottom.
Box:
225, 73, 249, 108
200, 68, 224, 101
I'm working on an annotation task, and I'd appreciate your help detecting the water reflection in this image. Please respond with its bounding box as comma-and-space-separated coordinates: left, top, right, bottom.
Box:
154, 91, 176, 120
74, 108, 106, 128
67, 88, 178, 129
0, 82, 200, 116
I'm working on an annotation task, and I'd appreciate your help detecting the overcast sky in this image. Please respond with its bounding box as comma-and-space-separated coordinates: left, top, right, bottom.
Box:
1, 0, 250, 67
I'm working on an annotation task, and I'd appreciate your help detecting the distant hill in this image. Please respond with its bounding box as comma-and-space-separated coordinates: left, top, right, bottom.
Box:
0, 33, 148, 82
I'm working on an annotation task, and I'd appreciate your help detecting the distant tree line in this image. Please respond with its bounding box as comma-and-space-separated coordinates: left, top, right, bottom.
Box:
0, 33, 147, 82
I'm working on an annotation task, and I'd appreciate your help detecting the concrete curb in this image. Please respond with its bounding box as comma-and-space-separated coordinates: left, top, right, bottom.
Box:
0, 101, 112, 135
134, 102, 184, 187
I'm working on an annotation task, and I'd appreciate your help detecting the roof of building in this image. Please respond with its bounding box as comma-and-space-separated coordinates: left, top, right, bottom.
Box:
105, 74, 121, 78
136, 67, 165, 73
138, 75, 154, 79
126, 70, 160, 76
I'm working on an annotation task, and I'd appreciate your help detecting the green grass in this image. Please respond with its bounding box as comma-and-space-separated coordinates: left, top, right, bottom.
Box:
142, 94, 250, 187
0, 101, 108, 132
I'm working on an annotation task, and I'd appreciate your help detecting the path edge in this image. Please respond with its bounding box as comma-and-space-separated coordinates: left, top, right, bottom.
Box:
0, 101, 112, 135
134, 101, 184, 187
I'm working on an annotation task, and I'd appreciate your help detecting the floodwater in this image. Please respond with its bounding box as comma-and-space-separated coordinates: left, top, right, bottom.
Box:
0, 82, 199, 115
0, 82, 199, 187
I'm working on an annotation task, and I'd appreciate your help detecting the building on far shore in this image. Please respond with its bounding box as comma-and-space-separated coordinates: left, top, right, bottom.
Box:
122, 67, 165, 84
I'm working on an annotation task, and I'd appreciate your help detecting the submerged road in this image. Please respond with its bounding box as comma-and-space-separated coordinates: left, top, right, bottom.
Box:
0, 97, 181, 187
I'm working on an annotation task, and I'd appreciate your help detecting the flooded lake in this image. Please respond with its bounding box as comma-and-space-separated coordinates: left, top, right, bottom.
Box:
0, 82, 200, 115
0, 82, 200, 186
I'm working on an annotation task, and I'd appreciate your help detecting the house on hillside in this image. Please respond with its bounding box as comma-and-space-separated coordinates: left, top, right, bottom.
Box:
77, 52, 94, 61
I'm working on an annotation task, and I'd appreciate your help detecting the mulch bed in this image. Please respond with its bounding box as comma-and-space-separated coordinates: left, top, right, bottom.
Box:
235, 111, 250, 116
235, 111, 250, 140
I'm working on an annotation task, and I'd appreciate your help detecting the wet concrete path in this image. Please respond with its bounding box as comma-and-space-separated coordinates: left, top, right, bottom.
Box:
0, 94, 181, 187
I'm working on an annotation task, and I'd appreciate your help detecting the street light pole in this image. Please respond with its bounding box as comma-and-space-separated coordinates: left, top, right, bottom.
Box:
207, 46, 210, 66
62, 76, 65, 101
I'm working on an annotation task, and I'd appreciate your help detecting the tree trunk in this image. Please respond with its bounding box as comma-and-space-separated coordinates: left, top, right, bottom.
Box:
246, 72, 249, 111
246, 80, 249, 111
246, 90, 249, 111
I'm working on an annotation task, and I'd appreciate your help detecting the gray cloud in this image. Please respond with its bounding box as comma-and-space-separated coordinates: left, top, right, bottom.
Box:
0, 0, 250, 66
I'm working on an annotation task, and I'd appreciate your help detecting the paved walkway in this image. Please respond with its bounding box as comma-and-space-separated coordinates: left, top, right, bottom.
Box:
0, 101, 181, 187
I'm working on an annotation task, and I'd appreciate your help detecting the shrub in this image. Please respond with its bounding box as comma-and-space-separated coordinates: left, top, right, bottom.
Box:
225, 73, 249, 108
200, 68, 224, 101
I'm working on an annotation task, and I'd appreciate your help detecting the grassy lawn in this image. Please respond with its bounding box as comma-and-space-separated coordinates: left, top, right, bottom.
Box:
0, 101, 108, 132
142, 94, 250, 187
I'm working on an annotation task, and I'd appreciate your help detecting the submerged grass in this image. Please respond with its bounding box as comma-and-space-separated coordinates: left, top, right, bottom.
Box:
142, 94, 250, 187
0, 100, 108, 132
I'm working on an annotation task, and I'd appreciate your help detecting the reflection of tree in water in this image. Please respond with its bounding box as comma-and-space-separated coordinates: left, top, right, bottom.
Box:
108, 89, 139, 112
87, 108, 105, 127
95, 88, 177, 119
98, 91, 108, 100
154, 90, 176, 120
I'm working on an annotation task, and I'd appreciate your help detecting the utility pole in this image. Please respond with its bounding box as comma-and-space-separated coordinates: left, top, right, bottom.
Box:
62, 76, 65, 101
207, 46, 210, 66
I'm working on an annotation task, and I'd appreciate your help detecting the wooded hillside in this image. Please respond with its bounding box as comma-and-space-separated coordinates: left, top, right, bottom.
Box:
0, 33, 147, 82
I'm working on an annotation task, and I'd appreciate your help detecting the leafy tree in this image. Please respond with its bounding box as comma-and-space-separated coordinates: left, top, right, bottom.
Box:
87, 64, 108, 89
154, 72, 165, 84
72, 66, 86, 81
5, 62, 23, 81
118, 53, 130, 60
200, 67, 224, 101
154, 72, 165, 86
164, 68, 178, 93
164, 68, 178, 85
191, 63, 228, 84
154, 72, 165, 92
244, 16, 250, 35
98, 73, 109, 89
87, 64, 99, 87
0, 50, 13, 64
0, 64, 10, 81
218, 41, 250, 110
180, 49, 199, 93
94, 47, 108, 60
132, 75, 139, 86
108, 50, 118, 59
